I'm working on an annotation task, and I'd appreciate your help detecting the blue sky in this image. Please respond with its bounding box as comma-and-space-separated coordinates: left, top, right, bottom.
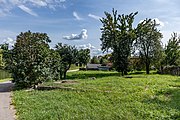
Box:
0, 0, 180, 55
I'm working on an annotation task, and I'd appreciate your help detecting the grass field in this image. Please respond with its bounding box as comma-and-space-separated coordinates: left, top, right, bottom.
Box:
0, 78, 12, 83
13, 71, 180, 120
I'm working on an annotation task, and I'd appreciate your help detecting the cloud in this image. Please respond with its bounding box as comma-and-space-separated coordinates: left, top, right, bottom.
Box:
3, 37, 16, 47
78, 43, 96, 50
153, 18, 165, 27
139, 18, 165, 28
63, 29, 88, 40
0, 0, 66, 16
91, 49, 103, 56
27, 0, 47, 7
18, 5, 38, 16
73, 11, 82, 20
88, 14, 101, 20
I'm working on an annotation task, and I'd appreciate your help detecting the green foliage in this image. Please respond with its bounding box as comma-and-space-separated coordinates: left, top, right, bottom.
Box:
129, 57, 145, 71
77, 49, 90, 66
90, 56, 100, 64
0, 44, 9, 67
0, 69, 11, 80
100, 9, 138, 75
8, 31, 51, 88
0, 49, 3, 67
99, 57, 108, 65
55, 43, 78, 79
135, 19, 163, 74
48, 49, 62, 81
164, 32, 180, 66
13, 71, 180, 120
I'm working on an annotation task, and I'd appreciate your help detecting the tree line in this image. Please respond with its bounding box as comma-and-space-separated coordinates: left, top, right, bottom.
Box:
0, 9, 179, 88
1, 31, 90, 88
100, 9, 180, 75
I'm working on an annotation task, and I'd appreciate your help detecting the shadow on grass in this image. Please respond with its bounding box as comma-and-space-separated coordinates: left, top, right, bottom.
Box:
66, 71, 120, 80
143, 80, 180, 119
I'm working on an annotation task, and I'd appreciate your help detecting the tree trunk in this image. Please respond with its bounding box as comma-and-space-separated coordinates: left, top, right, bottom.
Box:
124, 70, 128, 75
60, 71, 63, 80
146, 61, 150, 74
121, 71, 124, 76
63, 71, 67, 79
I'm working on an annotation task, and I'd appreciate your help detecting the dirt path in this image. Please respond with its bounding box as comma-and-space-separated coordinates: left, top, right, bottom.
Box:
0, 81, 16, 120
67, 69, 79, 72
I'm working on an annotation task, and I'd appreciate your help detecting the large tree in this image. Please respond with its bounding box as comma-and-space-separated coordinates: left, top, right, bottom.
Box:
164, 32, 180, 66
8, 31, 51, 88
100, 9, 137, 75
135, 19, 163, 74
55, 43, 78, 79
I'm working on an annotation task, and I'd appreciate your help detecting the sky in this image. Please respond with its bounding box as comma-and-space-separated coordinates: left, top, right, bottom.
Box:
0, 0, 180, 56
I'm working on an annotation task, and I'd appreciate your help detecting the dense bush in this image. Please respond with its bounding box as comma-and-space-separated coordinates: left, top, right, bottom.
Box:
8, 31, 51, 88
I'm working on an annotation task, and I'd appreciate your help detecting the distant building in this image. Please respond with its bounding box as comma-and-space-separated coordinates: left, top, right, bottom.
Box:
86, 64, 101, 70
86, 63, 111, 71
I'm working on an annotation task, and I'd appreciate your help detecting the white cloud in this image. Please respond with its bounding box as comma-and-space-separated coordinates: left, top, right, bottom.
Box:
153, 18, 165, 27
78, 43, 96, 50
91, 49, 103, 56
63, 29, 88, 40
27, 0, 48, 7
73, 11, 82, 20
3, 37, 16, 47
18, 5, 38, 16
139, 18, 166, 28
0, 0, 66, 16
88, 14, 101, 20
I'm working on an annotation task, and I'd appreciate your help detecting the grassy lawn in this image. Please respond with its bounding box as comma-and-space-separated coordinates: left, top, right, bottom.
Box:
0, 78, 12, 83
13, 71, 180, 120
69, 64, 80, 70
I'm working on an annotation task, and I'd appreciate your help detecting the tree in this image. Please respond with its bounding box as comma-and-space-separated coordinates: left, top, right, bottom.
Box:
100, 9, 137, 75
164, 32, 180, 66
48, 49, 62, 80
55, 43, 78, 79
0, 43, 9, 67
135, 19, 163, 74
77, 49, 90, 67
90, 56, 100, 64
8, 31, 51, 88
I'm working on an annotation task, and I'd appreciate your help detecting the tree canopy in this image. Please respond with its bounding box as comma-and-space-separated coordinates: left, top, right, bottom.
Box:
55, 43, 78, 79
135, 19, 163, 74
8, 31, 51, 88
100, 9, 138, 75
164, 32, 180, 66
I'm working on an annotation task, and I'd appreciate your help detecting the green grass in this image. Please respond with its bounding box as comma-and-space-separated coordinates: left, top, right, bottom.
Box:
13, 71, 180, 120
69, 64, 80, 70
0, 78, 12, 82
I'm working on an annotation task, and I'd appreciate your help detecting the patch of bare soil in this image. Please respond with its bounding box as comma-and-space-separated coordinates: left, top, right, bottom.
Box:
54, 80, 78, 84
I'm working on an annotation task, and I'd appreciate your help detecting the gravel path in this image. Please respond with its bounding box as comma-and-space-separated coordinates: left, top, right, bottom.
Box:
0, 81, 16, 120
67, 69, 79, 72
